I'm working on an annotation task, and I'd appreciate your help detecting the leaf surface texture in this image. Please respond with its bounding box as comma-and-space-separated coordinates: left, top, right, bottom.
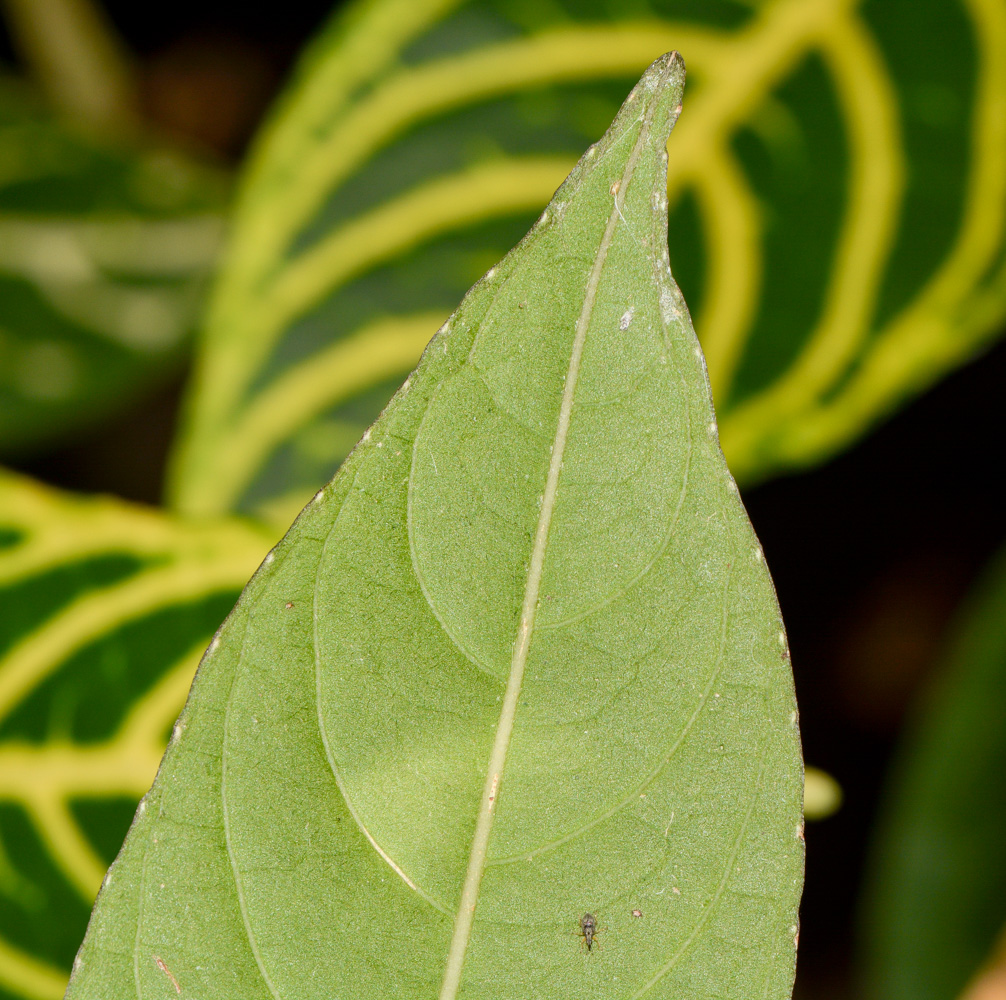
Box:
67, 55, 802, 999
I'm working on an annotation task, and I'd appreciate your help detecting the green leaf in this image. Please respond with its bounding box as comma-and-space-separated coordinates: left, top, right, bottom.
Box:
169, 0, 1006, 527
0, 469, 269, 999
68, 55, 803, 999
0, 75, 227, 455
859, 544, 1006, 1000
2, 0, 137, 132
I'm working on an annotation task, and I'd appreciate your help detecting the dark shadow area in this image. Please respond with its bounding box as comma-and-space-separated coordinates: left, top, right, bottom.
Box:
746, 332, 1006, 996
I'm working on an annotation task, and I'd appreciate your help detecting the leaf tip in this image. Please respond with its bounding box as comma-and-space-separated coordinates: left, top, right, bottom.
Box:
637, 49, 687, 124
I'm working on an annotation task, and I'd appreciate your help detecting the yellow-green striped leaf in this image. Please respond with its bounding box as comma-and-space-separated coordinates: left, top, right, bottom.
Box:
0, 76, 226, 455
170, 0, 1006, 527
0, 470, 268, 998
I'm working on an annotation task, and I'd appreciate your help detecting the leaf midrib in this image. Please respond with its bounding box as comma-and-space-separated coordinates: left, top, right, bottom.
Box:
436, 59, 678, 1000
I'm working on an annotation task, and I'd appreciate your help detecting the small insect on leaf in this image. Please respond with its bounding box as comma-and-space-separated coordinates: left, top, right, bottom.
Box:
579, 912, 598, 952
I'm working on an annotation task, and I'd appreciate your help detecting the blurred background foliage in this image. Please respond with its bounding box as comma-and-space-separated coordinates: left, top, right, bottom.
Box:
0, 0, 1003, 998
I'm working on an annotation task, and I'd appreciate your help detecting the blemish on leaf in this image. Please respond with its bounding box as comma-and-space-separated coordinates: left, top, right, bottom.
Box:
153, 956, 181, 995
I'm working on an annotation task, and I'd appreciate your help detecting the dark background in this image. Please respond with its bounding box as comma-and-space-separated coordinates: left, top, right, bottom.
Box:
4, 3, 1006, 996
